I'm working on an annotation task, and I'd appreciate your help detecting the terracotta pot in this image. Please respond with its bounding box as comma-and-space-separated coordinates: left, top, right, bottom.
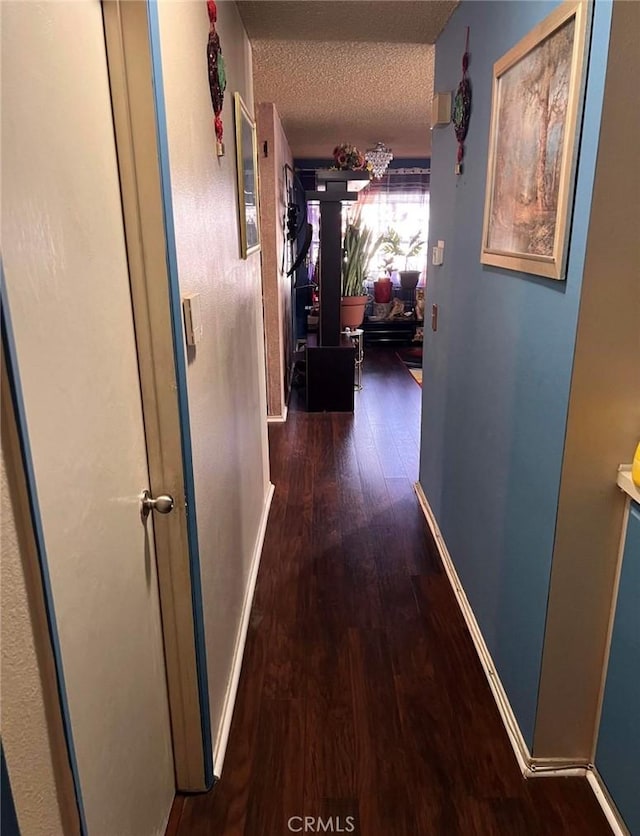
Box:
399, 270, 421, 290
341, 295, 368, 329
374, 278, 392, 303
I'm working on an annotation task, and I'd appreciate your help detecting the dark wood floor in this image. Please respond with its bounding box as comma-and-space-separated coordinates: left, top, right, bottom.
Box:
169, 348, 610, 835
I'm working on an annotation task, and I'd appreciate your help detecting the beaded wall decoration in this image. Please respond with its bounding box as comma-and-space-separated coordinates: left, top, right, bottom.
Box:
452, 27, 472, 174
207, 0, 227, 156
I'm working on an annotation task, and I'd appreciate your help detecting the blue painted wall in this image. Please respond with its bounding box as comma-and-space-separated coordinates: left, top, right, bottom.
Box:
419, 0, 613, 746
596, 501, 640, 834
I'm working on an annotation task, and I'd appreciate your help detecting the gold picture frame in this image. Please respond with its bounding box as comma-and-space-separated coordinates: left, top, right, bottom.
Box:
480, 1, 589, 280
234, 92, 260, 259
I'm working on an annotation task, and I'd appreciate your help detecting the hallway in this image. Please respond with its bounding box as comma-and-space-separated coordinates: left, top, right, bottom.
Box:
169, 349, 609, 835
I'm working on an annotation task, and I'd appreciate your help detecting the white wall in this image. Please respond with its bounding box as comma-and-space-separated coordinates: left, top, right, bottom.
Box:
156, 0, 272, 765
1, 450, 71, 836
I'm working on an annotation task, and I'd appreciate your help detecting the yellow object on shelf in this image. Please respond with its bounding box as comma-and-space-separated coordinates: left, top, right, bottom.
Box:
633, 441, 640, 488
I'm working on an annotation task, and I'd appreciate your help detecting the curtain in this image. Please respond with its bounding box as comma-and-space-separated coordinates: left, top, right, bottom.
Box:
350, 169, 430, 284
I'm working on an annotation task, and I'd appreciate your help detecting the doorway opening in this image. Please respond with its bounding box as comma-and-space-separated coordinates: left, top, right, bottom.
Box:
291, 163, 429, 438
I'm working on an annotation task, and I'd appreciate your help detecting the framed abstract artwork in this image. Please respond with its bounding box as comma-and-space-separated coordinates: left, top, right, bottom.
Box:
234, 92, 260, 258
480, 1, 589, 279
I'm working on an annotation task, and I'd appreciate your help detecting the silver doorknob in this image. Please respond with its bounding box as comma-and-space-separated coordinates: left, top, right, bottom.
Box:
140, 489, 175, 518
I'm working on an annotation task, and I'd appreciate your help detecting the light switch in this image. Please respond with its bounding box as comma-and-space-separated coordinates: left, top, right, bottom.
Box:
183, 293, 203, 346
432, 240, 445, 266
431, 92, 452, 127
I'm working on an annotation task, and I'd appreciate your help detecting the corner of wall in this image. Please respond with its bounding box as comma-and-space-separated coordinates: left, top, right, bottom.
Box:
534, 0, 638, 760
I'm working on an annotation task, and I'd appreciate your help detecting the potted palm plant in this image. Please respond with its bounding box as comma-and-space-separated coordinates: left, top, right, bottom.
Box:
341, 221, 382, 328
381, 228, 426, 290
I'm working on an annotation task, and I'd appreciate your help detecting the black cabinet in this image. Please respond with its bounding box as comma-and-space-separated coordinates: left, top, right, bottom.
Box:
362, 317, 420, 345
305, 336, 356, 412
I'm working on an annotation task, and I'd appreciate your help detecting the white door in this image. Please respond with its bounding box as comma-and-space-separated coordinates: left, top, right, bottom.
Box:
2, 2, 175, 833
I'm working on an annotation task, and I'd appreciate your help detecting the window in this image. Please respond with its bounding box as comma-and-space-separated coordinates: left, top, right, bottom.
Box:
355, 168, 430, 281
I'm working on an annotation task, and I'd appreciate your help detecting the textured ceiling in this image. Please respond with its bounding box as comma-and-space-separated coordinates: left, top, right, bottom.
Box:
251, 40, 435, 158
236, 1, 459, 158
237, 2, 457, 44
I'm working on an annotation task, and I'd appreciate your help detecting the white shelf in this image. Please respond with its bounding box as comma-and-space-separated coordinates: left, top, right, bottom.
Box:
617, 465, 640, 505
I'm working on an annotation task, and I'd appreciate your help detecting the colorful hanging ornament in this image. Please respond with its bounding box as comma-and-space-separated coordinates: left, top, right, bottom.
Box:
452, 27, 472, 174
207, 0, 227, 156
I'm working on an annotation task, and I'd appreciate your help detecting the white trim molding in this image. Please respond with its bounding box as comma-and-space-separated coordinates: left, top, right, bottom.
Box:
413, 482, 533, 773
213, 482, 275, 777
617, 465, 640, 505
587, 769, 630, 836
413, 481, 631, 831
267, 404, 288, 424
413, 482, 589, 777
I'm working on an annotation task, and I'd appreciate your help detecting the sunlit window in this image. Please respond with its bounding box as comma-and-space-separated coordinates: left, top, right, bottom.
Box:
357, 191, 430, 279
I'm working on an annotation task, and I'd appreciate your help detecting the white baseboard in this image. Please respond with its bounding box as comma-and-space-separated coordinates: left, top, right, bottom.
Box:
527, 762, 588, 777
267, 404, 288, 424
587, 769, 630, 836
413, 481, 632, 831
413, 482, 590, 779
212, 481, 275, 777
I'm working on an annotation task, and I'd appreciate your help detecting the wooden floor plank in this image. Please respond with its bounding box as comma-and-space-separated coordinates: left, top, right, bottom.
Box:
172, 348, 610, 836
242, 697, 305, 836
303, 634, 356, 802
164, 795, 185, 836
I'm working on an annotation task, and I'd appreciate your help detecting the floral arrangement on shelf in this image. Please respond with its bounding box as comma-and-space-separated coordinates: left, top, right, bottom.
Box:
332, 143, 371, 172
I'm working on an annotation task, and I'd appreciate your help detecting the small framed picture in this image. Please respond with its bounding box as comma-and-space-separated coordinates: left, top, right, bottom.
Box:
234, 93, 260, 259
